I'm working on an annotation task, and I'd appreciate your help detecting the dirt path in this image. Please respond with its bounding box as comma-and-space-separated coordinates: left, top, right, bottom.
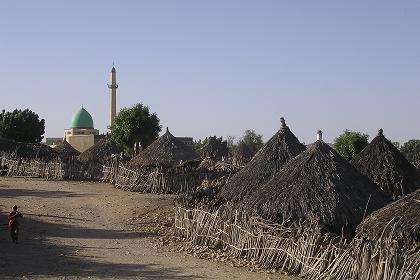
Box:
0, 178, 297, 280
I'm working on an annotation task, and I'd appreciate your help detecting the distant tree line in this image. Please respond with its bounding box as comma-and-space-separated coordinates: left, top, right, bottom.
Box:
2, 104, 419, 169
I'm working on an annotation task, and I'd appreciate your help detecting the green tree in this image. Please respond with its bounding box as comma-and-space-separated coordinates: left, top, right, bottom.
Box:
400, 139, 420, 164
193, 138, 209, 150
333, 130, 369, 161
0, 109, 45, 143
240, 129, 264, 156
110, 103, 161, 155
226, 135, 237, 154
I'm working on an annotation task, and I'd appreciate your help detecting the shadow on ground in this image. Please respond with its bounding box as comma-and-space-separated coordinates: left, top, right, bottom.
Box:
0, 212, 200, 279
0, 186, 91, 199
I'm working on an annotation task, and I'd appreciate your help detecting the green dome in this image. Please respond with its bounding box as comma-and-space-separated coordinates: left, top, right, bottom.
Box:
70, 107, 94, 129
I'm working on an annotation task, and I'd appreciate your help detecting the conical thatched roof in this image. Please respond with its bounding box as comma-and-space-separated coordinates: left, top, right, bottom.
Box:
351, 129, 420, 199
220, 118, 306, 203
356, 189, 419, 247
77, 136, 122, 164
0, 137, 58, 160
52, 139, 80, 161
129, 128, 199, 167
241, 139, 390, 228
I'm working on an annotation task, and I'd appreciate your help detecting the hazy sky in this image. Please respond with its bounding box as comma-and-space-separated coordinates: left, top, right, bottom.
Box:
1, 1, 419, 144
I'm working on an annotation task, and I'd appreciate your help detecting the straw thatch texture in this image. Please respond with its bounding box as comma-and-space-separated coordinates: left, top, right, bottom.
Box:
220, 121, 306, 204
356, 189, 420, 248
129, 129, 199, 167
198, 157, 241, 173
351, 131, 420, 199
0, 137, 58, 160
77, 136, 122, 164
197, 136, 228, 161
52, 139, 80, 161
241, 140, 390, 229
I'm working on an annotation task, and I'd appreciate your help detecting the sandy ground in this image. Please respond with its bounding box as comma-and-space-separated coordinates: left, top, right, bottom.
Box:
0, 178, 297, 280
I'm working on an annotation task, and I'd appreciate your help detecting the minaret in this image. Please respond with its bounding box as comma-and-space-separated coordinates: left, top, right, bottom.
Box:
108, 64, 118, 131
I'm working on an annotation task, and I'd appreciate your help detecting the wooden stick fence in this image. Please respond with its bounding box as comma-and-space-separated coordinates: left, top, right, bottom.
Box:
1, 156, 63, 180
174, 207, 419, 280
102, 163, 234, 195
1, 153, 89, 180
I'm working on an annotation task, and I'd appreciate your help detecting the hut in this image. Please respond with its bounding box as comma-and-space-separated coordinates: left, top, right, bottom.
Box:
52, 138, 80, 162
241, 131, 390, 230
351, 129, 420, 199
75, 136, 123, 179
77, 136, 122, 164
220, 118, 306, 203
0, 137, 58, 160
197, 136, 228, 161
356, 189, 419, 248
129, 128, 199, 167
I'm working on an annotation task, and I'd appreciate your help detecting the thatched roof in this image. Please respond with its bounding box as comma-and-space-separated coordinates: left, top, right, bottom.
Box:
356, 189, 419, 247
77, 136, 122, 164
220, 118, 306, 203
52, 139, 80, 161
129, 128, 199, 167
197, 136, 228, 161
199, 157, 241, 173
351, 129, 420, 199
241, 140, 390, 228
0, 137, 58, 160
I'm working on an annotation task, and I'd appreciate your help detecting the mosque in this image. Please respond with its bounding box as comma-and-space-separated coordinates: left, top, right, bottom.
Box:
46, 65, 194, 152
46, 66, 118, 152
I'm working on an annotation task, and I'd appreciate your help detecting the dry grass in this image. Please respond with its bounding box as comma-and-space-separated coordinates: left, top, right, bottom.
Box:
220, 121, 306, 204
352, 131, 420, 199
241, 140, 390, 230
129, 129, 198, 167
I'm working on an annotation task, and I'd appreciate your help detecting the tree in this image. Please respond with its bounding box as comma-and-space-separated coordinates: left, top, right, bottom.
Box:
240, 129, 264, 156
0, 109, 45, 143
333, 130, 369, 161
226, 135, 237, 156
400, 139, 420, 165
110, 103, 161, 155
232, 130, 264, 165
193, 138, 209, 150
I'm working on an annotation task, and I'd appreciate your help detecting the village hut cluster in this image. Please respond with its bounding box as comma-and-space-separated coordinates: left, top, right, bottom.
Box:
1, 118, 419, 279
176, 119, 419, 279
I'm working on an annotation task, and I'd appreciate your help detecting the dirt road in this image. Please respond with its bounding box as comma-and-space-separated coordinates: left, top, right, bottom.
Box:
0, 178, 296, 280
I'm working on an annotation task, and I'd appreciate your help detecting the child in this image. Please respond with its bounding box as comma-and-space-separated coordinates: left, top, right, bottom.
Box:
8, 205, 23, 244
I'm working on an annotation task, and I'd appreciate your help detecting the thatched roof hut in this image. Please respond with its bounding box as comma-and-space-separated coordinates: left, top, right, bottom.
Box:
197, 136, 228, 161
129, 128, 199, 167
77, 136, 122, 164
0, 137, 58, 160
220, 118, 306, 203
52, 138, 80, 161
351, 129, 420, 199
356, 189, 419, 248
241, 135, 390, 229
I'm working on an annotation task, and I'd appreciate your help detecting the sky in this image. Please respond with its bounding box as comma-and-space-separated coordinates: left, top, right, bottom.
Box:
1, 1, 419, 144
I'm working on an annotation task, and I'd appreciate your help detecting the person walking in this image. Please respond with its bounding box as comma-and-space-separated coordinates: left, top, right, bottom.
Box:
8, 205, 23, 244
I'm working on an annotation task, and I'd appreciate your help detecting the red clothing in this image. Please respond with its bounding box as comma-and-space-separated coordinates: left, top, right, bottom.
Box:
8, 211, 22, 228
